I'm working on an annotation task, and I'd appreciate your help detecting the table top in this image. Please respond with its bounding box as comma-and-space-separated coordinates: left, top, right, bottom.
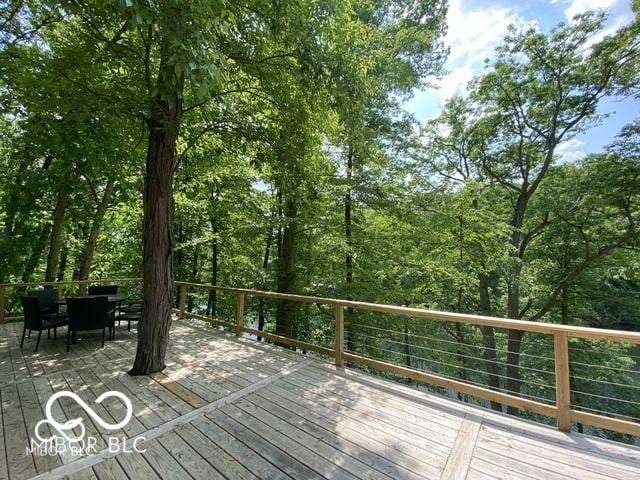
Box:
55, 294, 128, 304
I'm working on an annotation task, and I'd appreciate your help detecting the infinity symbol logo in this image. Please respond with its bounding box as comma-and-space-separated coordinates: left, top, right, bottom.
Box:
34, 391, 133, 444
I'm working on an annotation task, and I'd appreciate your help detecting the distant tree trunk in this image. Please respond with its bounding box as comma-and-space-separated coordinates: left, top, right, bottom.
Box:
207, 229, 218, 316
3, 157, 33, 236
257, 228, 273, 341
57, 242, 68, 281
44, 193, 67, 283
22, 227, 50, 282
130, 16, 184, 375
479, 272, 502, 411
188, 244, 199, 312
276, 196, 297, 343
75, 179, 114, 282
403, 316, 413, 386
174, 221, 185, 309
3, 154, 52, 237
505, 193, 528, 415
345, 143, 355, 355
207, 188, 219, 317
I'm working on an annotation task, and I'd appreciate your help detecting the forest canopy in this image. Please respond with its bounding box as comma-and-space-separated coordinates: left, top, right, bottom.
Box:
1, 1, 639, 440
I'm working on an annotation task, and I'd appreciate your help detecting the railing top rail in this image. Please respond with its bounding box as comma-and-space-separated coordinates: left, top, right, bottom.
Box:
175, 281, 640, 344
0, 278, 142, 288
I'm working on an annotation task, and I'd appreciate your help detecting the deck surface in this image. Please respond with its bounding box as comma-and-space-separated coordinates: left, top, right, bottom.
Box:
0, 319, 638, 480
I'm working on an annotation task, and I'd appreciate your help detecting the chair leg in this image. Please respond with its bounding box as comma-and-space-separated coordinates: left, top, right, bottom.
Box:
66, 329, 71, 352
101, 328, 105, 349
54, 327, 57, 340
128, 320, 131, 332
20, 326, 26, 348
35, 331, 42, 352
48, 328, 51, 339
28, 330, 31, 338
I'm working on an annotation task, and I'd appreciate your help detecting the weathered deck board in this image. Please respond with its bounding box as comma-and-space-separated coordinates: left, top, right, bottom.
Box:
0, 319, 638, 480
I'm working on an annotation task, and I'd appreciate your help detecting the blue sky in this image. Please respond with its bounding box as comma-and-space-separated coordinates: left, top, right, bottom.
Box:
405, 0, 638, 161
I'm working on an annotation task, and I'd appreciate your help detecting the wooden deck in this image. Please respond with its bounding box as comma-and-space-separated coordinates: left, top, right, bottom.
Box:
0, 319, 638, 480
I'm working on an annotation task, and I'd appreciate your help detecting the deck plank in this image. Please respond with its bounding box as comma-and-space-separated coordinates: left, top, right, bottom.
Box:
0, 319, 638, 480
208, 410, 323, 479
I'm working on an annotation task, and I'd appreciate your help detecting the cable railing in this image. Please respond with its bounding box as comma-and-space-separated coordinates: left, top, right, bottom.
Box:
1, 278, 638, 437
174, 281, 640, 438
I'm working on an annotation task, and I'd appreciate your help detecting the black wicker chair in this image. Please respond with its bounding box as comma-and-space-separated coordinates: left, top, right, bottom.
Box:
66, 297, 113, 352
27, 288, 60, 316
20, 297, 68, 352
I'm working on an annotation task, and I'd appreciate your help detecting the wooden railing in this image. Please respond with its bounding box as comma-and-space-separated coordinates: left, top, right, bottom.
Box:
0, 278, 142, 322
1, 278, 637, 436
174, 281, 640, 437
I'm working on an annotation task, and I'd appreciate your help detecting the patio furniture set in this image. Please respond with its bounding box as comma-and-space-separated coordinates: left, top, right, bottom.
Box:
19, 285, 142, 352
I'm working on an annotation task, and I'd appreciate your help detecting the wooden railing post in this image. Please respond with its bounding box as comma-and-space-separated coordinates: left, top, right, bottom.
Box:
0, 285, 5, 324
554, 331, 571, 432
335, 304, 344, 367
178, 284, 187, 319
235, 292, 245, 336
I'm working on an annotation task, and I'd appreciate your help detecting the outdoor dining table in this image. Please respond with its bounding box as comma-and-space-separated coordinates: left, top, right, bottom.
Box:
55, 294, 129, 343
55, 293, 129, 307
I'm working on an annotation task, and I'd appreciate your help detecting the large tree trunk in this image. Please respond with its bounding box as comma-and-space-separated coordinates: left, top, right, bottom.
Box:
130, 18, 184, 376
275, 196, 297, 342
44, 193, 67, 283
76, 179, 114, 282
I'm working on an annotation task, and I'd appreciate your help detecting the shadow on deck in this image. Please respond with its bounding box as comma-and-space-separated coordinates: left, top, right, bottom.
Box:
0, 319, 638, 480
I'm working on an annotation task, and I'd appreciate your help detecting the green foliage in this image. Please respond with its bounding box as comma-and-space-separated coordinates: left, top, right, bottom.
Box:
1, 1, 639, 441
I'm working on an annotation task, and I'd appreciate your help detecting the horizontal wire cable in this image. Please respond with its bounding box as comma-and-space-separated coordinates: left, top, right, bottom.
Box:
568, 345, 640, 361
347, 344, 556, 404
349, 340, 556, 390
350, 329, 555, 376
571, 375, 640, 390
570, 361, 640, 375
345, 321, 555, 361
571, 390, 640, 406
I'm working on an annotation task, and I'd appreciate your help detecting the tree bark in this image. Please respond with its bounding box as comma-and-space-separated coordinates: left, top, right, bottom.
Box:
75, 179, 114, 282
130, 16, 184, 375
57, 242, 68, 281
44, 193, 67, 283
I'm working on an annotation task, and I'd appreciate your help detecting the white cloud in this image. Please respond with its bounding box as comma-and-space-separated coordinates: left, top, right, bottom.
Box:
431, 0, 532, 105
563, 0, 616, 20
556, 138, 587, 163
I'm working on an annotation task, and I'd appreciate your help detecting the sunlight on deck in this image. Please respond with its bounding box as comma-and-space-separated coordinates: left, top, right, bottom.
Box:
0, 320, 638, 480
